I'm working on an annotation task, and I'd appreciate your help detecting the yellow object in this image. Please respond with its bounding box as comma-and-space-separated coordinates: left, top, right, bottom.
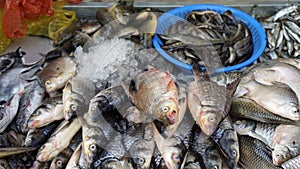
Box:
26, 9, 77, 39
0, 10, 12, 54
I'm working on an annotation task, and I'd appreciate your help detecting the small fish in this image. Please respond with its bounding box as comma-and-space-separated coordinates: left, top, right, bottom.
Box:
122, 66, 179, 125
211, 116, 239, 168
272, 124, 300, 166
62, 77, 95, 120
230, 97, 298, 125
273, 5, 298, 21
25, 121, 60, 147
191, 125, 223, 169
281, 154, 300, 169
50, 148, 73, 169
27, 95, 64, 128
252, 61, 300, 106
0, 147, 37, 158
187, 64, 226, 136
233, 120, 276, 147
38, 56, 77, 96
235, 79, 300, 121
238, 135, 278, 169
36, 118, 81, 162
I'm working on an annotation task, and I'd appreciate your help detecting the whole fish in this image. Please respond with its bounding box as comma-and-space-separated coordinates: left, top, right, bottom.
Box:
272, 124, 300, 166
0, 159, 11, 169
36, 118, 81, 162
50, 148, 73, 169
62, 77, 95, 120
123, 123, 155, 169
211, 116, 239, 168
27, 95, 64, 128
187, 64, 226, 136
25, 121, 60, 147
191, 125, 223, 169
233, 120, 277, 147
37, 56, 76, 96
238, 135, 278, 169
235, 79, 300, 121
16, 81, 45, 133
230, 97, 297, 125
82, 86, 129, 164
252, 61, 300, 106
122, 66, 179, 125
281, 154, 300, 169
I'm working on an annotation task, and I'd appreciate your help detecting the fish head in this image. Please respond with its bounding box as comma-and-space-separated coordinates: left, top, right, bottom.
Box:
155, 98, 179, 125
233, 120, 254, 135
198, 109, 222, 136
63, 94, 85, 120
130, 140, 154, 169
37, 141, 58, 162
219, 131, 240, 168
43, 77, 60, 94
162, 138, 187, 169
28, 104, 53, 128
272, 144, 291, 166
101, 158, 123, 169
0, 159, 10, 169
50, 156, 67, 169
204, 149, 223, 169
283, 102, 300, 121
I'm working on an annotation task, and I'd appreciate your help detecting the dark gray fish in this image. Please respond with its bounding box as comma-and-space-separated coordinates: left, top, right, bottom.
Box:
238, 135, 279, 169
230, 97, 298, 125
211, 116, 239, 168
16, 81, 45, 133
50, 148, 73, 169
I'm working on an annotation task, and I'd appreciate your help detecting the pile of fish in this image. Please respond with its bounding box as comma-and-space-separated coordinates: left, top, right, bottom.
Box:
1, 2, 300, 169
260, 5, 300, 60
232, 58, 300, 169
159, 9, 253, 67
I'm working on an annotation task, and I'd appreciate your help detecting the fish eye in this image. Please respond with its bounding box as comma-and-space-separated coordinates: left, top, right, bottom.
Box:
40, 145, 45, 150
172, 153, 181, 163
232, 150, 237, 157
45, 80, 51, 86
0, 162, 5, 167
235, 120, 241, 125
32, 110, 41, 116
56, 159, 62, 166
137, 158, 145, 164
162, 106, 170, 113
208, 116, 215, 122
213, 166, 219, 169
89, 144, 96, 151
26, 138, 32, 144
71, 104, 77, 111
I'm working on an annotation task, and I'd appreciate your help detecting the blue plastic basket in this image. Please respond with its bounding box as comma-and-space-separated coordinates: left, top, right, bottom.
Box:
153, 4, 266, 74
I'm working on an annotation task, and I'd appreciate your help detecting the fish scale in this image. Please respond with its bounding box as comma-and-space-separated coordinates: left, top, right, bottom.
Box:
281, 154, 300, 169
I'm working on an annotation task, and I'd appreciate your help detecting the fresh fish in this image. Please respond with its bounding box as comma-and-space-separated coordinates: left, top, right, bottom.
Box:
66, 142, 82, 169
122, 66, 179, 125
25, 121, 60, 147
36, 118, 81, 162
27, 95, 64, 128
238, 135, 278, 169
281, 154, 300, 169
191, 125, 223, 169
230, 97, 297, 125
273, 5, 298, 21
187, 64, 226, 136
212, 116, 239, 168
0, 147, 37, 158
252, 61, 300, 106
0, 66, 27, 132
233, 120, 276, 147
123, 123, 155, 169
0, 159, 11, 169
235, 79, 300, 121
53, 21, 81, 47
272, 124, 300, 166
16, 81, 45, 133
50, 148, 73, 169
82, 86, 129, 164
37, 56, 77, 96
62, 77, 95, 120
